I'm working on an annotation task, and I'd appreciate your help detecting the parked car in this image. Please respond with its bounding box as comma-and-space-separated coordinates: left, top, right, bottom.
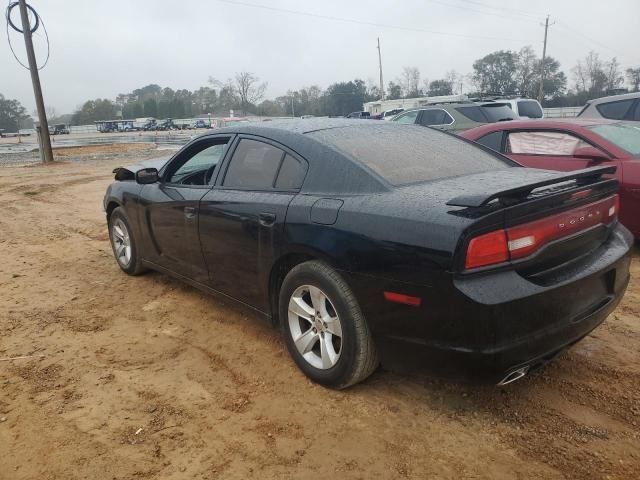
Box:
49, 124, 70, 135
577, 92, 640, 122
193, 119, 210, 129
382, 109, 404, 120
155, 119, 176, 131
496, 98, 544, 119
460, 118, 640, 238
142, 120, 157, 131
345, 111, 371, 119
104, 119, 632, 388
390, 101, 516, 132
214, 117, 250, 128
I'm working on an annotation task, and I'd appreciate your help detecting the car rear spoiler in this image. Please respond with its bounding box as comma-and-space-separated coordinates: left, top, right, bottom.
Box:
446, 165, 617, 208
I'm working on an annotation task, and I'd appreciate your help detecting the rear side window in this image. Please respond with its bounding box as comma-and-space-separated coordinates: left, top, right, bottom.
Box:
476, 131, 504, 152
224, 139, 284, 189
419, 109, 454, 126
275, 154, 307, 190
309, 125, 513, 186
596, 99, 634, 119
632, 102, 640, 121
517, 100, 543, 118
506, 131, 590, 155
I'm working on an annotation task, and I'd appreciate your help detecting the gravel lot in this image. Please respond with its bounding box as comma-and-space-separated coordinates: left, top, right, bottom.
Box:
1, 145, 639, 479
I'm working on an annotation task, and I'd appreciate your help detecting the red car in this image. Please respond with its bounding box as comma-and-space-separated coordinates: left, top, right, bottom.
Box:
460, 119, 640, 238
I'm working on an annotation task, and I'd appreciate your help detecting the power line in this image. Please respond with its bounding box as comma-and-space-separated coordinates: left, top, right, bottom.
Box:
214, 0, 535, 43
456, 0, 543, 19
425, 0, 538, 23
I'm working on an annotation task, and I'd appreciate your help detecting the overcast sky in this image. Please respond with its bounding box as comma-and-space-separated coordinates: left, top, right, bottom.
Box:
2, 0, 639, 114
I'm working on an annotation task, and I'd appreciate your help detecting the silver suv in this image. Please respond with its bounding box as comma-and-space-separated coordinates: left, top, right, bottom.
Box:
577, 92, 640, 122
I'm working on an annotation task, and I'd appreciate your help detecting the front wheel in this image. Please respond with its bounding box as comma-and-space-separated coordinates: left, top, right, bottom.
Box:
108, 207, 146, 275
279, 261, 379, 389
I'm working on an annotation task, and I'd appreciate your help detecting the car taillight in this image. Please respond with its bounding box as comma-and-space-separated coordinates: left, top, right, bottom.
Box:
465, 194, 618, 270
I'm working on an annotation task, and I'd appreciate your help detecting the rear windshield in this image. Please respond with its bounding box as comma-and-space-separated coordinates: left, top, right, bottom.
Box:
517, 100, 543, 118
309, 125, 513, 185
456, 104, 516, 123
588, 123, 640, 155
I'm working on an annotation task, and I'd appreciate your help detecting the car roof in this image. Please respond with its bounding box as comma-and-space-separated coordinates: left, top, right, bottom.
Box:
586, 92, 640, 105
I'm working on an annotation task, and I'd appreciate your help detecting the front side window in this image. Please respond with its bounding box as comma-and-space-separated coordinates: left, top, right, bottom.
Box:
506, 131, 590, 155
392, 110, 419, 124
223, 139, 285, 189
167, 139, 230, 185
596, 99, 634, 120
419, 109, 454, 126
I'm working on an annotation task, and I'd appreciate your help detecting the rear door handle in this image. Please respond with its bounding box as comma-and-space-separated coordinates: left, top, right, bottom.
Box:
184, 206, 196, 218
259, 212, 276, 227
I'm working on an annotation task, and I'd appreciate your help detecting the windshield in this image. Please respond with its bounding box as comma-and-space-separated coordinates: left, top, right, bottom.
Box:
588, 123, 640, 156
309, 125, 513, 185
481, 104, 516, 122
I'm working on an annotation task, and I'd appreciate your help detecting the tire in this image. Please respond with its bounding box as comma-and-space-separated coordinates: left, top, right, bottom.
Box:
279, 261, 379, 389
108, 207, 146, 275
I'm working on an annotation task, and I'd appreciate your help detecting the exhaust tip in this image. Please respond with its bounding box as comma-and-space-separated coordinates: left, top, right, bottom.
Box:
497, 366, 529, 386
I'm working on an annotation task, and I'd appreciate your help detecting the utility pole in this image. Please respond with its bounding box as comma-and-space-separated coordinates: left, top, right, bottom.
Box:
291, 96, 295, 117
18, 0, 53, 163
377, 37, 385, 100
537, 15, 554, 105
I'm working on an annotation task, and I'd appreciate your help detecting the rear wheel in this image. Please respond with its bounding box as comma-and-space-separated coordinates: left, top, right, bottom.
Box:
279, 261, 378, 389
108, 207, 146, 275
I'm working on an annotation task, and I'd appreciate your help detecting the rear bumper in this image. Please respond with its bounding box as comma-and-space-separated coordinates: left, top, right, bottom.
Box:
346, 225, 634, 382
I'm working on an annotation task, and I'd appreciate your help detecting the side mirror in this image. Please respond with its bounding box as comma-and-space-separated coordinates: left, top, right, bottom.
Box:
574, 146, 610, 163
135, 167, 159, 184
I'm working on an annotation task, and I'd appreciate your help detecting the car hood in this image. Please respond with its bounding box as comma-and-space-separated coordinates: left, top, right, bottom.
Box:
113, 156, 171, 181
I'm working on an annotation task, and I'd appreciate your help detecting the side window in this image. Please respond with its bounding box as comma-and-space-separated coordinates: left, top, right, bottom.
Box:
275, 154, 307, 190
505, 131, 590, 155
223, 139, 284, 189
393, 111, 419, 124
419, 109, 454, 126
476, 131, 504, 152
596, 99, 634, 119
167, 138, 230, 185
632, 101, 640, 121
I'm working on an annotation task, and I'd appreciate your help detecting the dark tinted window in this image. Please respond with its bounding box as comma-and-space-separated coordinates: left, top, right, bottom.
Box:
419, 109, 454, 126
476, 131, 503, 152
309, 125, 512, 186
224, 139, 284, 189
632, 102, 640, 121
517, 100, 543, 118
596, 99, 634, 119
275, 154, 307, 190
456, 106, 486, 122
481, 104, 516, 122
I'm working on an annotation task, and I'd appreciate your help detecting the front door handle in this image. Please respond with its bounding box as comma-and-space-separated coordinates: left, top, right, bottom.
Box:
184, 206, 196, 218
259, 212, 276, 227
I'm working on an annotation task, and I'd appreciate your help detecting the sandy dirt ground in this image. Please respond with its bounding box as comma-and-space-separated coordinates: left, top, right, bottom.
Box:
1, 145, 639, 480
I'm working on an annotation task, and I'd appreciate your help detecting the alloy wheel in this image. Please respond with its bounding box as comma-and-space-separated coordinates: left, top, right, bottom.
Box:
288, 285, 343, 369
111, 218, 132, 268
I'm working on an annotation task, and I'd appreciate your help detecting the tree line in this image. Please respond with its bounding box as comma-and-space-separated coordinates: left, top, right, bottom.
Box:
1, 48, 639, 132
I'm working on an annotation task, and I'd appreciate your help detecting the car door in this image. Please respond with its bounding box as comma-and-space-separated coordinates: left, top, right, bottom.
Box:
198, 136, 308, 312
138, 135, 232, 283
504, 130, 603, 172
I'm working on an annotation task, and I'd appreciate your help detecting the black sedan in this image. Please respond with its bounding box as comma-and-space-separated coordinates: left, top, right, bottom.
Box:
103, 119, 633, 388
